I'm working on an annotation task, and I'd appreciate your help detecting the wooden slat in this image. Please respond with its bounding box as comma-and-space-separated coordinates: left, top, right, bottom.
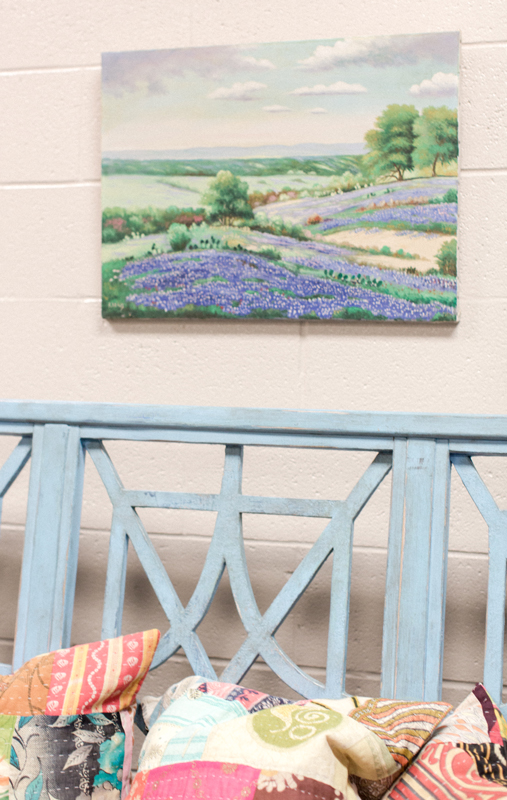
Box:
382, 438, 451, 700
424, 440, 451, 699
452, 455, 507, 705
101, 511, 129, 640
450, 441, 507, 455
1, 400, 507, 440
0, 437, 31, 498
0, 424, 33, 435
125, 490, 219, 511
325, 453, 392, 696
124, 489, 337, 518
0, 437, 32, 531
14, 424, 85, 667
83, 428, 391, 451
239, 496, 337, 518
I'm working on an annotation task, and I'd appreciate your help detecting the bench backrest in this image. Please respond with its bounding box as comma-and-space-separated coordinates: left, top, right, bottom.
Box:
0, 401, 506, 714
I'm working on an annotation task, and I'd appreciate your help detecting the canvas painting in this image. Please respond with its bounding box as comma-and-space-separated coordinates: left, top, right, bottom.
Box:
101, 32, 459, 322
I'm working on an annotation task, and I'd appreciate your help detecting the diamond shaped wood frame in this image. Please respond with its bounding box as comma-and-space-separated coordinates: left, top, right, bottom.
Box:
86, 440, 391, 698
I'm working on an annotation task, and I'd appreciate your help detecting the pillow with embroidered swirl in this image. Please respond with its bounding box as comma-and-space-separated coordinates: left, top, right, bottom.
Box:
131, 676, 450, 800
0, 629, 160, 800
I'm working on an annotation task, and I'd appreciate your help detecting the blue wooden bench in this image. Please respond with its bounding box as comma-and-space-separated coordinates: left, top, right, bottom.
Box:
0, 401, 506, 717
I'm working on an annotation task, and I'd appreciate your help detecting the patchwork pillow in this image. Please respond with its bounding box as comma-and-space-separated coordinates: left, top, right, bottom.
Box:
384, 683, 507, 798
0, 629, 160, 800
135, 677, 451, 800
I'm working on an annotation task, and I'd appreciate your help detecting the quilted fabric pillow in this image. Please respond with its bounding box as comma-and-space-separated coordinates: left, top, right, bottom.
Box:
132, 676, 398, 800
384, 683, 507, 798
135, 677, 450, 800
0, 629, 160, 800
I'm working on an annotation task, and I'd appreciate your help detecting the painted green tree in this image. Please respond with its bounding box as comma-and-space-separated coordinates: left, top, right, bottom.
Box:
364, 104, 419, 182
413, 107, 458, 176
202, 170, 254, 225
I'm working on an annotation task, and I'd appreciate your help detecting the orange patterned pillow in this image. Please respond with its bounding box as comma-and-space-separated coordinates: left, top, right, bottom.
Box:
0, 630, 160, 800
0, 629, 160, 716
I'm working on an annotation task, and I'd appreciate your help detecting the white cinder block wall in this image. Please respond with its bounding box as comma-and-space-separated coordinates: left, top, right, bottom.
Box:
1, 1, 507, 709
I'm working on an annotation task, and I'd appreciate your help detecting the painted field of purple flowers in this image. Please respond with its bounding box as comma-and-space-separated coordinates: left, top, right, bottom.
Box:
103, 216, 457, 321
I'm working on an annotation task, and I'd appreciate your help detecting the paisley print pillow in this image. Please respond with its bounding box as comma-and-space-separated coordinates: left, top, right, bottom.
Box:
384, 683, 507, 798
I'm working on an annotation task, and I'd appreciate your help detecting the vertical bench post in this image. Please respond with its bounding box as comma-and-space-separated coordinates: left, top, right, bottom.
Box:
382, 437, 451, 700
14, 424, 84, 668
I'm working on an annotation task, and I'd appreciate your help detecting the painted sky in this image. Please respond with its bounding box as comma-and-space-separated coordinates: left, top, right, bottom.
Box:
102, 32, 459, 153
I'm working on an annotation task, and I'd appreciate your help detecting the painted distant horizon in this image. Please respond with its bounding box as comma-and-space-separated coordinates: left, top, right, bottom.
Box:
102, 32, 459, 322
103, 143, 367, 160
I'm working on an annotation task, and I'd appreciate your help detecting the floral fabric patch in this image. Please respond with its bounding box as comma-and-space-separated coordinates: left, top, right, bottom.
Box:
9, 713, 125, 800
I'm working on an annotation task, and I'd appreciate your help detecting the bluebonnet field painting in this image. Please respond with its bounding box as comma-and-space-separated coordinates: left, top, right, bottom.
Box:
102, 32, 459, 322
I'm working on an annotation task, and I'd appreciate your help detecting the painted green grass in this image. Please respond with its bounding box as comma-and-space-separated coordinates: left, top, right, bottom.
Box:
102, 154, 364, 178
102, 173, 341, 210
322, 217, 457, 235
339, 243, 419, 260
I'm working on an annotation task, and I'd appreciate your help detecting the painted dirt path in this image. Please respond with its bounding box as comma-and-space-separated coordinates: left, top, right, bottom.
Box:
324, 229, 456, 272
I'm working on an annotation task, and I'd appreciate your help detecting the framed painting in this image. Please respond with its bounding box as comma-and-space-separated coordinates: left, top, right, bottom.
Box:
101, 32, 459, 322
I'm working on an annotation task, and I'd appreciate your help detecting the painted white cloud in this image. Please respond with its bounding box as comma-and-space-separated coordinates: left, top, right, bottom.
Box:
309, 107, 328, 113
263, 105, 292, 112
241, 56, 276, 70
298, 33, 459, 70
208, 81, 267, 100
299, 40, 370, 70
409, 72, 458, 96
291, 81, 367, 96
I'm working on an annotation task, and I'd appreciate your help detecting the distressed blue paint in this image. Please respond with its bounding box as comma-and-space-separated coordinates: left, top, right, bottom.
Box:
14, 424, 85, 668
382, 439, 451, 700
382, 438, 408, 699
123, 491, 338, 518
424, 441, 451, 700
0, 402, 506, 706
450, 441, 507, 455
0, 424, 33, 436
101, 511, 129, 639
452, 455, 507, 707
325, 453, 392, 696
1, 400, 507, 440
82, 427, 393, 452
86, 440, 216, 677
0, 437, 32, 532
0, 437, 31, 498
